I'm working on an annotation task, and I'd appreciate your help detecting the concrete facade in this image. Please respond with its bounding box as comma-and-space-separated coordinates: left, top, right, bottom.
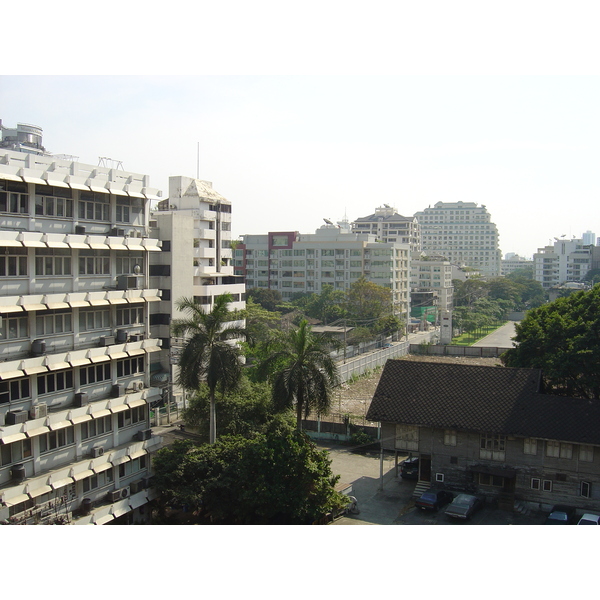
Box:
414, 201, 502, 277
533, 238, 593, 289
0, 125, 164, 525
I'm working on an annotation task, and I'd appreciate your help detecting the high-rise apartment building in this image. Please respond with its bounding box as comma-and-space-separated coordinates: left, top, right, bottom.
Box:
501, 254, 533, 276
351, 205, 421, 251
410, 255, 454, 314
534, 238, 593, 289
149, 177, 246, 404
237, 222, 411, 323
0, 123, 164, 524
413, 201, 502, 277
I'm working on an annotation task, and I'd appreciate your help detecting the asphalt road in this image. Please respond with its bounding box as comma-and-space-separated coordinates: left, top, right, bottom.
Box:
471, 321, 518, 349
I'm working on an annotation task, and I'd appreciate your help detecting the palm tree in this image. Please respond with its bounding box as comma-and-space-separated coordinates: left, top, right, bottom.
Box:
257, 320, 340, 430
172, 293, 246, 444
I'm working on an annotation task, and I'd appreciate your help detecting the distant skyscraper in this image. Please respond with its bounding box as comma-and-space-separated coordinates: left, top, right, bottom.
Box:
582, 230, 596, 245
413, 201, 502, 277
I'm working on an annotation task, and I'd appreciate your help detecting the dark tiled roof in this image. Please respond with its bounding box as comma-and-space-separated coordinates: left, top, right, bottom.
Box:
366, 360, 600, 445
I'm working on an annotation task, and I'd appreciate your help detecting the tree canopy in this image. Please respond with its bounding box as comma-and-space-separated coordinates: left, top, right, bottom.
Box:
501, 285, 600, 399
152, 417, 346, 524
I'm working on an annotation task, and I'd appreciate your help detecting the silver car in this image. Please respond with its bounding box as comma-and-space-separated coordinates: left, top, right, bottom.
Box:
444, 494, 484, 520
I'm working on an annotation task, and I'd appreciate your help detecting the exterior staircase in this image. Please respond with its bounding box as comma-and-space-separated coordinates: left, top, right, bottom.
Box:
412, 481, 430, 498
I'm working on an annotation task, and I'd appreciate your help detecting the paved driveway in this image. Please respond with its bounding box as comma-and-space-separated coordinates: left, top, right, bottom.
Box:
471, 321, 518, 348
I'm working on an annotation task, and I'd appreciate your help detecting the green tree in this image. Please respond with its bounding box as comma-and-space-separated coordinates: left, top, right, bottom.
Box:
256, 319, 340, 429
453, 277, 489, 307
502, 285, 600, 399
303, 285, 347, 324
182, 378, 273, 438
152, 417, 346, 524
172, 294, 247, 444
246, 288, 283, 312
345, 276, 392, 321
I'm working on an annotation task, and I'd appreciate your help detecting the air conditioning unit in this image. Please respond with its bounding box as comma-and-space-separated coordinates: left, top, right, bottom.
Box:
115, 328, 128, 343
81, 497, 93, 515
135, 428, 152, 441
111, 227, 126, 237
11, 464, 26, 482
73, 392, 89, 407
29, 403, 47, 419
129, 334, 144, 342
108, 487, 130, 502
31, 339, 46, 356
99, 335, 115, 346
5, 410, 28, 425
129, 380, 144, 392
111, 384, 125, 398
90, 447, 104, 458
75, 225, 86, 235
116, 274, 140, 291
130, 480, 143, 494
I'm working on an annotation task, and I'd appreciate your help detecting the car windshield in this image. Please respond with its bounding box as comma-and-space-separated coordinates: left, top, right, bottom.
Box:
453, 495, 472, 505
421, 493, 436, 501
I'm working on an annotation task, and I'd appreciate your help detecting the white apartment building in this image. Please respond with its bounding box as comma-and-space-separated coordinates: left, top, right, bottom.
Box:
413, 201, 502, 277
351, 205, 421, 251
501, 254, 533, 276
238, 223, 411, 324
410, 255, 454, 314
0, 124, 164, 525
533, 238, 593, 289
149, 177, 246, 402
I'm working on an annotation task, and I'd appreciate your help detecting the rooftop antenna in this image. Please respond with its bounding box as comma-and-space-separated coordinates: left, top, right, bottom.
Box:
98, 157, 123, 170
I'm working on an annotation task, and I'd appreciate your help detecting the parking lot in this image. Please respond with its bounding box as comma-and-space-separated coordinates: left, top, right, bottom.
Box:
320, 442, 547, 525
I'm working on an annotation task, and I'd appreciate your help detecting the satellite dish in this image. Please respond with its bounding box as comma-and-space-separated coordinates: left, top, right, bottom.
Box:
323, 218, 333, 225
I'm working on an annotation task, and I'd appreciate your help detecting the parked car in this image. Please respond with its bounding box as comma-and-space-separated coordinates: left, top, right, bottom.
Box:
400, 457, 419, 480
577, 513, 600, 525
415, 488, 454, 511
444, 494, 484, 520
545, 505, 577, 525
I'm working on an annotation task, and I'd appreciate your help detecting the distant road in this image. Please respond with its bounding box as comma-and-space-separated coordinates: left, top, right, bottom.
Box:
471, 321, 518, 348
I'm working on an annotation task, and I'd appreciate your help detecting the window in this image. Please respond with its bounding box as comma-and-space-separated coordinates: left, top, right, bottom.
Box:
0, 438, 32, 466
542, 480, 553, 492
479, 473, 504, 487
116, 198, 131, 223
1, 314, 28, 339
118, 454, 147, 478
0, 180, 28, 214
581, 481, 592, 498
444, 430, 457, 446
34, 185, 73, 218
38, 426, 75, 453
523, 438, 537, 455
0, 378, 31, 404
79, 308, 110, 331
79, 250, 110, 275
117, 405, 146, 428
0, 247, 28, 276
82, 468, 114, 493
546, 441, 572, 459
579, 445, 594, 462
560, 443, 573, 459
116, 306, 144, 326
35, 249, 71, 276
480, 434, 506, 460
37, 370, 74, 395
531, 478, 541, 490
80, 363, 111, 386
79, 191, 110, 221
36, 310, 72, 336
116, 356, 145, 378
395, 424, 419, 451
81, 415, 112, 439
116, 253, 143, 275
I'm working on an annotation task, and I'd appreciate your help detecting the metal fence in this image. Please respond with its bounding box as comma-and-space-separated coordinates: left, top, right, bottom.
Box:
409, 344, 511, 358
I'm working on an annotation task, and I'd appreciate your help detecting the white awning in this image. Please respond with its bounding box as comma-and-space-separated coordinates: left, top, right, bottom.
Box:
142, 240, 162, 251
126, 348, 145, 357
72, 469, 94, 482
111, 502, 131, 518
144, 346, 162, 353
0, 234, 23, 247
86, 236, 110, 250
127, 397, 146, 408
0, 304, 24, 313
1, 431, 27, 444
50, 476, 75, 490
23, 365, 48, 375
92, 462, 112, 474
26, 426, 50, 438
129, 449, 147, 461
129, 493, 148, 510
88, 353, 110, 364
48, 419, 72, 431
91, 408, 111, 419
70, 413, 93, 425
111, 454, 131, 466
28, 483, 52, 498
45, 360, 71, 372
0, 369, 26, 381
68, 357, 91, 368
3, 493, 30, 506
108, 297, 128, 305
20, 302, 46, 311
93, 512, 115, 525
21, 174, 46, 185
86, 294, 110, 306
86, 182, 109, 194
0, 172, 24, 182
106, 184, 128, 196
43, 174, 70, 188
125, 240, 145, 251
110, 403, 129, 413
46, 300, 70, 309
66, 236, 89, 249
108, 351, 128, 360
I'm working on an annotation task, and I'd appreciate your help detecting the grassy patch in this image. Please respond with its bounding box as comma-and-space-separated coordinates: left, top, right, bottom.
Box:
451, 322, 506, 346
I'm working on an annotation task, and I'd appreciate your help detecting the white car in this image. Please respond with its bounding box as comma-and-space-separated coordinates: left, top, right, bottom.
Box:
577, 513, 600, 525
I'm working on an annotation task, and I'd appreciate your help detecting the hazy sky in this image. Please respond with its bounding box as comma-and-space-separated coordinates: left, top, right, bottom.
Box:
3, 5, 600, 261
